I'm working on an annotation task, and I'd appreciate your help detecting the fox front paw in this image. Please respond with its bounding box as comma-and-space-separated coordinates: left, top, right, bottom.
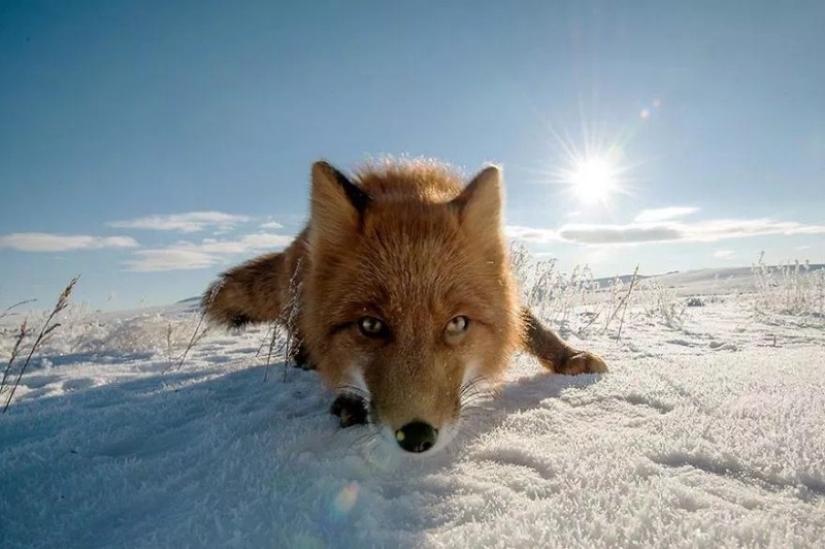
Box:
558, 351, 609, 375
330, 394, 369, 428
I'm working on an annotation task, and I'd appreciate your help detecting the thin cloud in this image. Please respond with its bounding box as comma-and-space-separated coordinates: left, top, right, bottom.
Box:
123, 232, 294, 272
108, 212, 250, 233
633, 206, 699, 223
558, 224, 683, 244
259, 220, 284, 230
507, 218, 825, 246
713, 250, 735, 259
0, 233, 139, 252
505, 225, 560, 243
195, 233, 294, 254
124, 249, 220, 272
683, 219, 825, 242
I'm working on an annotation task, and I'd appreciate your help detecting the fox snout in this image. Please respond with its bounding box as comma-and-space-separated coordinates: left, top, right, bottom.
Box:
331, 391, 450, 454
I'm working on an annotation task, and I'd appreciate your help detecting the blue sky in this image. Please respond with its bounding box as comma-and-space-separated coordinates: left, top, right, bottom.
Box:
1, 0, 823, 310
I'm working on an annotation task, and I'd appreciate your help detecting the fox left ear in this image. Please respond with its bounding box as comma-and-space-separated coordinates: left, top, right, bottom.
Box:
310, 161, 370, 243
453, 165, 503, 231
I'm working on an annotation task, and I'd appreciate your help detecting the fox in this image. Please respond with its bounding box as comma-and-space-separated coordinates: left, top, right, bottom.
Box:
202, 158, 608, 454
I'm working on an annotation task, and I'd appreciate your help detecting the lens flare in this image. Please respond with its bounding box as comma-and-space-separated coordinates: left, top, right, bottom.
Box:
329, 482, 360, 521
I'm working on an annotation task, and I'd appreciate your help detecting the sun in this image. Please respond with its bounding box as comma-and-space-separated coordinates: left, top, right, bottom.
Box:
539, 114, 637, 207
548, 136, 633, 207
568, 156, 618, 204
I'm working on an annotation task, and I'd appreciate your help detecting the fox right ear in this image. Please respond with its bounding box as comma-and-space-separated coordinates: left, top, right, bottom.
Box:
310, 161, 370, 238
453, 165, 503, 231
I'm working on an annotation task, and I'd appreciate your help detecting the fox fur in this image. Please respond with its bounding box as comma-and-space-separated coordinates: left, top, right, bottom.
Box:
202, 158, 607, 452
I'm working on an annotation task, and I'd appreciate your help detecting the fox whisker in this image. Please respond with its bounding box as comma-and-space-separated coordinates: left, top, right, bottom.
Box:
346, 427, 380, 455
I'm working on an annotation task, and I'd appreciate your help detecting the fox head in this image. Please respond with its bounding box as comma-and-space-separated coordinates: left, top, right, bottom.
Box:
301, 160, 521, 454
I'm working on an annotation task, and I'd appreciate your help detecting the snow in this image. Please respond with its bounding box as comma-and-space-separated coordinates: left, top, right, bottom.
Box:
1, 269, 824, 548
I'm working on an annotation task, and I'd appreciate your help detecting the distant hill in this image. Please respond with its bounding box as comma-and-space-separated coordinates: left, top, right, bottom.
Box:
594, 264, 825, 296
591, 273, 650, 288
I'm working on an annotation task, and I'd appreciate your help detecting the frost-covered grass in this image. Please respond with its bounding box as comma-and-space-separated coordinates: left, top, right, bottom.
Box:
752, 252, 825, 319
1, 256, 824, 548
513, 247, 825, 340
513, 247, 689, 340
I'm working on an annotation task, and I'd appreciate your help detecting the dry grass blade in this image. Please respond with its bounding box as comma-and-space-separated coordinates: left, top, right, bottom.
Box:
0, 299, 37, 323
2, 276, 79, 414
163, 311, 210, 374
0, 320, 28, 396
162, 285, 220, 374
266, 257, 303, 383
615, 266, 640, 341
601, 265, 639, 337
263, 323, 282, 382
165, 322, 174, 371
177, 311, 208, 371
578, 310, 601, 335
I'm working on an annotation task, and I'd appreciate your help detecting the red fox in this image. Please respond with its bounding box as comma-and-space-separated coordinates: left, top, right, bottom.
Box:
202, 159, 607, 454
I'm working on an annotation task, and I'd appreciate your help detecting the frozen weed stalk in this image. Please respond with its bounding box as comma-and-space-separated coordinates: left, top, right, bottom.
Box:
512, 243, 623, 337
752, 252, 825, 319
640, 277, 686, 329
1, 277, 78, 413
511, 243, 604, 335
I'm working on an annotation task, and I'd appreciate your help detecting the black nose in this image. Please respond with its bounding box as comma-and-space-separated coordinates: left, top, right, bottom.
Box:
395, 421, 438, 453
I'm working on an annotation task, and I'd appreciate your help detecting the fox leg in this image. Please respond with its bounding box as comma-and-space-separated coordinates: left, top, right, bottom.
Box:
202, 252, 287, 327
202, 249, 317, 370
292, 341, 312, 369
522, 308, 608, 374
330, 394, 369, 428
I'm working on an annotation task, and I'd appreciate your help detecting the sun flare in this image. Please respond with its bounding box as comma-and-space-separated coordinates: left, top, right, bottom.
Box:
549, 137, 633, 207
569, 156, 618, 204
541, 117, 636, 207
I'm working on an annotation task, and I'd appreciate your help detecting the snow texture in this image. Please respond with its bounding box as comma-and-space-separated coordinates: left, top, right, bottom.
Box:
1, 276, 824, 548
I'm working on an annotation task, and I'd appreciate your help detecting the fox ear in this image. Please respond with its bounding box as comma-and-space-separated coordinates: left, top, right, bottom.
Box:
453, 165, 503, 231
310, 161, 370, 239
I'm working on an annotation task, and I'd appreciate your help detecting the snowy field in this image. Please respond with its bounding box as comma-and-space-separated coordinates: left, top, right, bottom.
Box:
1, 261, 824, 548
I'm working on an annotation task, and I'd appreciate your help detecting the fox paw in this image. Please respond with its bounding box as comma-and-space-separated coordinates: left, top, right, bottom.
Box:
558, 351, 609, 375
291, 344, 315, 370
330, 394, 369, 428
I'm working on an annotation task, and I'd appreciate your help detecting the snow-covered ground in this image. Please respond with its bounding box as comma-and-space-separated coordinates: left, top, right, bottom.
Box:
1, 267, 824, 548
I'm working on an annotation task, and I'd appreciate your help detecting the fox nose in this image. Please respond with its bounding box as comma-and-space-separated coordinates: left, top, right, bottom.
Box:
395, 421, 438, 453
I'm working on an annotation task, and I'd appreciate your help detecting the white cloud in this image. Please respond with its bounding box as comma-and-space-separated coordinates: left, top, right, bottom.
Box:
0, 233, 139, 252
558, 224, 683, 244
235, 233, 294, 249
259, 220, 284, 229
683, 219, 825, 242
124, 249, 219, 272
122, 232, 294, 272
633, 207, 699, 223
505, 225, 560, 243
713, 250, 735, 259
194, 233, 294, 254
507, 218, 825, 246
108, 212, 250, 233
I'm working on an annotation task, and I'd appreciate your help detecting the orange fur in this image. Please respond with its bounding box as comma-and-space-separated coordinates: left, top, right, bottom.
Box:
202, 158, 607, 448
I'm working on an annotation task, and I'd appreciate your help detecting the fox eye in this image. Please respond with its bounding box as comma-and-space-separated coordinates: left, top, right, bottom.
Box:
358, 316, 387, 338
445, 315, 470, 337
